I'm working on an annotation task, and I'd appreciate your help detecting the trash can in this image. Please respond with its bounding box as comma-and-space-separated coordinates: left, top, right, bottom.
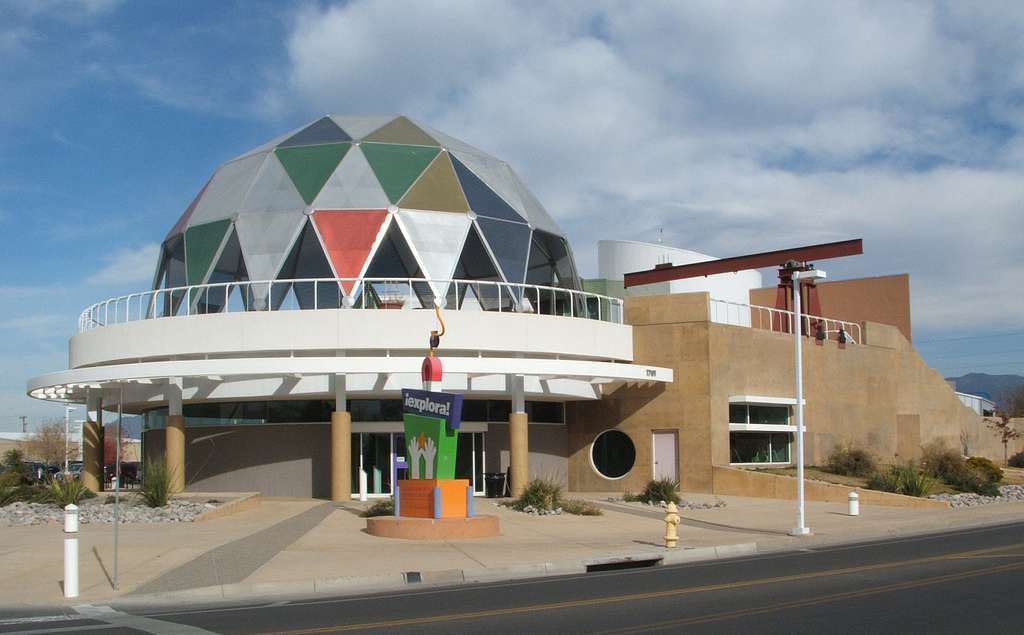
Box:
484, 473, 506, 498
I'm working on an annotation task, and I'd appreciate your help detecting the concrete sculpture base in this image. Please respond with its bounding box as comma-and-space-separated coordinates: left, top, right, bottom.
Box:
365, 515, 500, 540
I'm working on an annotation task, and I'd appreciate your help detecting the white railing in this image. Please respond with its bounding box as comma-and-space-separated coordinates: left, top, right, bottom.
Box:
77, 278, 624, 332
710, 298, 862, 345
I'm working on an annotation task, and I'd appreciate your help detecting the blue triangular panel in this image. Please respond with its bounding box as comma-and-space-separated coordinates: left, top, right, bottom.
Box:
451, 156, 526, 223
278, 116, 352, 148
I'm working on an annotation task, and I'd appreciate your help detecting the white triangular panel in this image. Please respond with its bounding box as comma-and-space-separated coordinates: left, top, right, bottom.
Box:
329, 115, 398, 140
395, 209, 472, 296
239, 154, 306, 215
311, 146, 390, 209
416, 121, 500, 161
189, 152, 267, 226
505, 166, 562, 235
225, 124, 307, 162
235, 211, 306, 308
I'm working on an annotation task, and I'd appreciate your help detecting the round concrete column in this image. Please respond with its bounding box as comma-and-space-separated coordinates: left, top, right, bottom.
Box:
165, 415, 186, 493
509, 412, 529, 497
81, 419, 103, 492
331, 410, 352, 502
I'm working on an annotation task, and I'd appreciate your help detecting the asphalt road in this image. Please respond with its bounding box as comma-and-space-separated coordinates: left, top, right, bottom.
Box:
4, 521, 1024, 634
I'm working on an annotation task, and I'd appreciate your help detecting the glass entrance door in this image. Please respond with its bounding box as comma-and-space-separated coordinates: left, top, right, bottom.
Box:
352, 431, 485, 497
354, 433, 392, 496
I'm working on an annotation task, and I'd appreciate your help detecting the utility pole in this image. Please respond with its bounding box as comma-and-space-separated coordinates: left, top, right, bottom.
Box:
20, 416, 27, 433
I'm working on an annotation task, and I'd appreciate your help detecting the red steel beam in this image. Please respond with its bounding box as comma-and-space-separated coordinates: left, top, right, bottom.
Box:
623, 238, 863, 288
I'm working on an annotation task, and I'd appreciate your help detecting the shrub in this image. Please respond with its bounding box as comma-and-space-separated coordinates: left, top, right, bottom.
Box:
636, 478, 681, 505
0, 484, 47, 506
1009, 451, 1024, 468
867, 464, 933, 497
867, 468, 899, 493
944, 463, 1000, 496
137, 460, 177, 508
966, 457, 1003, 484
512, 478, 563, 512
41, 477, 94, 507
825, 445, 877, 477
361, 498, 394, 517
2, 449, 24, 471
920, 441, 964, 480
561, 499, 603, 516
0, 486, 17, 506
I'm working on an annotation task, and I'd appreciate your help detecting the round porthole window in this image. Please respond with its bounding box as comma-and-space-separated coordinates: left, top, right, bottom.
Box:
591, 430, 636, 479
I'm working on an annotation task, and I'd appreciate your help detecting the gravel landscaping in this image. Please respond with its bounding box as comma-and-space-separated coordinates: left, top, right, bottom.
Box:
608, 497, 727, 511
929, 484, 1024, 508
0, 496, 222, 526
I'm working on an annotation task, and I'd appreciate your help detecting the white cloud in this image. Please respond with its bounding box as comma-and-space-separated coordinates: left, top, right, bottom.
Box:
87, 242, 160, 286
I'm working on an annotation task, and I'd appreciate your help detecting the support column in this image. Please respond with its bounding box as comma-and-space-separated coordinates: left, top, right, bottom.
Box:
82, 390, 103, 492
166, 378, 185, 493
509, 374, 529, 497
331, 374, 351, 502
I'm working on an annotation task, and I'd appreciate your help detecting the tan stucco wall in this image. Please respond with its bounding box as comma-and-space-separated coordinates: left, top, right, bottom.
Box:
567, 293, 1024, 494
751, 273, 912, 342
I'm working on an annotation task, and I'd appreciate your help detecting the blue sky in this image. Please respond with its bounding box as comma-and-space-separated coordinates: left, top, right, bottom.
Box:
2, 0, 1023, 430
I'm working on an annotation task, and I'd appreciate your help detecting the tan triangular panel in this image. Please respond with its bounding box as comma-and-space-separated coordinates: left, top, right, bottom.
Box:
363, 116, 440, 146
398, 152, 470, 213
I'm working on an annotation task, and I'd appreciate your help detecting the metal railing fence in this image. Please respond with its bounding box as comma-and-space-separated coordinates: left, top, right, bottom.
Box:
709, 298, 862, 344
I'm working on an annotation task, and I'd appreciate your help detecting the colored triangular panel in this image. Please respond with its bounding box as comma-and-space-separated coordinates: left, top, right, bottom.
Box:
312, 210, 389, 295
166, 178, 211, 240
311, 146, 390, 209
399, 152, 470, 212
190, 153, 267, 225
239, 154, 306, 215
185, 219, 232, 286
361, 143, 440, 204
363, 116, 439, 146
235, 211, 306, 285
330, 115, 398, 141
277, 116, 352, 148
449, 151, 527, 220
397, 209, 472, 296
274, 143, 351, 205
417, 122, 497, 159
476, 217, 531, 285
450, 155, 525, 222
276, 219, 339, 309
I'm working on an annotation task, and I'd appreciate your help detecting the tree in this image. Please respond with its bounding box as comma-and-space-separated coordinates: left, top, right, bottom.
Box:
986, 413, 1021, 465
25, 421, 74, 466
1005, 385, 1024, 418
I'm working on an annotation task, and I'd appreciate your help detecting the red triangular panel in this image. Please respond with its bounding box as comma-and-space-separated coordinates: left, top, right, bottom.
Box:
312, 210, 389, 294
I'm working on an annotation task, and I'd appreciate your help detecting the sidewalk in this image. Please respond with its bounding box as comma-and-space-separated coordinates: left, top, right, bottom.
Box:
2, 493, 1022, 608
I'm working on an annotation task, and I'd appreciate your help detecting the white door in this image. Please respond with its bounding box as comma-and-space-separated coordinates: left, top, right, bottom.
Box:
653, 431, 678, 482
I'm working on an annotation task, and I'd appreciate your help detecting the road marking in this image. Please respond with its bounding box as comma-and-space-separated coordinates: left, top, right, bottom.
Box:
73, 604, 217, 635
0, 615, 79, 626
595, 560, 1024, 634
255, 541, 1024, 634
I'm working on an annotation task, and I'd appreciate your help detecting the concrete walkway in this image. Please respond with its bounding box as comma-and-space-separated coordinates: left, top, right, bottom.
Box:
2, 493, 1023, 608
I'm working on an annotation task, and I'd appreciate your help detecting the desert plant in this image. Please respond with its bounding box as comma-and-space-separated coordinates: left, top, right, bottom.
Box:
512, 478, 563, 511
867, 464, 932, 497
985, 414, 1021, 465
1009, 451, 1024, 468
867, 468, 899, 493
561, 498, 603, 516
944, 463, 1000, 496
920, 441, 965, 480
2, 448, 24, 470
825, 445, 877, 477
361, 498, 394, 517
637, 478, 681, 504
137, 460, 177, 507
0, 485, 18, 506
966, 457, 1004, 484
41, 477, 94, 507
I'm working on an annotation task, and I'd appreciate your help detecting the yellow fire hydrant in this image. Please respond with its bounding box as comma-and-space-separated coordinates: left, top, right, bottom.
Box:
664, 501, 680, 548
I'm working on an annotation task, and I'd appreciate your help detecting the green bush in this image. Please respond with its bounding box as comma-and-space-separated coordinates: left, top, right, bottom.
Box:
920, 441, 964, 480
1009, 451, 1024, 468
825, 445, 878, 477
0, 484, 47, 506
966, 457, 1003, 484
41, 477, 94, 507
561, 499, 603, 516
2, 449, 24, 471
867, 464, 933, 497
636, 478, 681, 504
512, 478, 563, 512
945, 463, 1000, 496
0, 485, 17, 506
137, 460, 177, 508
361, 498, 394, 517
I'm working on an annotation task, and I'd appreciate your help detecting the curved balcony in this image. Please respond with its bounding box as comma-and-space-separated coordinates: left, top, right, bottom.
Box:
78, 278, 624, 333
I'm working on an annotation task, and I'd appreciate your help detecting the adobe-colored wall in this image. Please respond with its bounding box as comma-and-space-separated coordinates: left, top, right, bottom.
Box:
566, 293, 1024, 494
750, 274, 912, 343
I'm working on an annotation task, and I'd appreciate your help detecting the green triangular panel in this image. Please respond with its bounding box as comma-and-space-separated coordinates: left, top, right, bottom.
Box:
363, 116, 439, 146
361, 143, 440, 204
185, 219, 232, 286
399, 152, 470, 212
274, 143, 351, 204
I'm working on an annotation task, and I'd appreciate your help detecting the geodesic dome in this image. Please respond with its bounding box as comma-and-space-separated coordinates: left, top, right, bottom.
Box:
152, 115, 580, 311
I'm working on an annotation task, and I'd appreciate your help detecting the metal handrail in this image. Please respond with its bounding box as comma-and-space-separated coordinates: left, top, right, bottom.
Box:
709, 298, 862, 344
77, 278, 624, 332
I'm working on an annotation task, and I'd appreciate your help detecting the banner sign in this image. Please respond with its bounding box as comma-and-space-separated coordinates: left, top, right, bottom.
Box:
401, 389, 464, 480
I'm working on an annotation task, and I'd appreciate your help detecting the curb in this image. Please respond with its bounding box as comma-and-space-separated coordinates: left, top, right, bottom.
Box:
192, 492, 261, 522
110, 542, 758, 609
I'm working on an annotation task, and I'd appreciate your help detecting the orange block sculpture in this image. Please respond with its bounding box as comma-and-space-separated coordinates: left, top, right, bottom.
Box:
396, 479, 472, 519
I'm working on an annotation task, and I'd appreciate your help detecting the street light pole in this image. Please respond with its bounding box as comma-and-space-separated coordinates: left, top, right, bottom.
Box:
64, 406, 74, 475
790, 269, 825, 537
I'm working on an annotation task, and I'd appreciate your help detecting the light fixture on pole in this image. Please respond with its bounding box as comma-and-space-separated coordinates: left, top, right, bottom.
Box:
64, 405, 75, 476
790, 268, 825, 537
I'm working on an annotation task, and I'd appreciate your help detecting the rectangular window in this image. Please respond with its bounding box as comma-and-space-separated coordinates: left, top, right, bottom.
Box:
729, 404, 789, 425
729, 432, 791, 464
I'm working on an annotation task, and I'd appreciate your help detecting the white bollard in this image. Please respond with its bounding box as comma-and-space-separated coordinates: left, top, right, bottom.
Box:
848, 491, 860, 517
359, 469, 368, 502
64, 504, 79, 598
